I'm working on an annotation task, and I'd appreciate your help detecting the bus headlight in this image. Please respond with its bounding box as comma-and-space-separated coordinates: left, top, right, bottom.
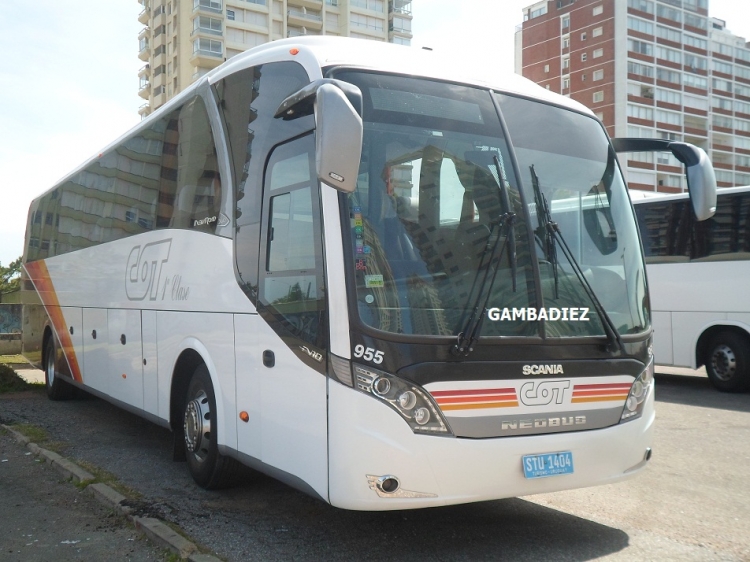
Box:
353, 364, 453, 436
621, 357, 654, 422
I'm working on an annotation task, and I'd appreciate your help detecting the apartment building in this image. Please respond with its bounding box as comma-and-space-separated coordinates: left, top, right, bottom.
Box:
137, 0, 413, 116
517, 0, 750, 191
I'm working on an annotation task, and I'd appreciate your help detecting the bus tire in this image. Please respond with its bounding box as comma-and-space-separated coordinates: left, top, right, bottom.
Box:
705, 331, 750, 393
44, 336, 75, 401
183, 364, 241, 489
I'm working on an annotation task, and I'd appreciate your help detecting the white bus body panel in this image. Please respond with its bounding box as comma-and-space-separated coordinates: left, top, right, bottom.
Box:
328, 381, 654, 510
108, 309, 144, 410
82, 308, 109, 394
156, 311, 237, 447
647, 260, 750, 368
235, 314, 329, 500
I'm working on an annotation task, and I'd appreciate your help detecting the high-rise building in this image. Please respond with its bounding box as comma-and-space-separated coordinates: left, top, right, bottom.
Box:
137, 0, 413, 117
516, 0, 750, 192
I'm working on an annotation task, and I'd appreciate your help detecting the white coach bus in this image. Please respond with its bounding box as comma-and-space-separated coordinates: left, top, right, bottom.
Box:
633, 186, 750, 392
21, 37, 716, 510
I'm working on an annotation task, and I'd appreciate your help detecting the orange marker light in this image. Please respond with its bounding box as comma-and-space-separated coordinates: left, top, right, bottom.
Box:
239, 411, 249, 422
289, 48, 300, 56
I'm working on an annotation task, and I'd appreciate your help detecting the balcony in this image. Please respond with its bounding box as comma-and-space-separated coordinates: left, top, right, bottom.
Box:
191, 26, 223, 37
288, 9, 323, 30
288, 27, 319, 37
389, 1, 411, 15
138, 42, 150, 61
138, 81, 151, 100
190, 42, 224, 69
288, 0, 323, 10
138, 64, 150, 77
193, 0, 222, 15
389, 21, 411, 33
138, 7, 150, 24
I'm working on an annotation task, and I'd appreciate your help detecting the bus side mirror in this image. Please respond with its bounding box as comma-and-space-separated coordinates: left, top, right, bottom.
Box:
275, 79, 363, 194
314, 84, 363, 193
612, 138, 717, 221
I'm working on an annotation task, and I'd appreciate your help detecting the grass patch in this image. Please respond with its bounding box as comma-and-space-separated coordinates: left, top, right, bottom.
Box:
75, 459, 144, 500
0, 364, 34, 393
7, 423, 67, 453
0, 354, 27, 365
11, 423, 49, 443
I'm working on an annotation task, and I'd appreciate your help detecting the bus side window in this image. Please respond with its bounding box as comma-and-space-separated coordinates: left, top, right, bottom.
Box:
635, 200, 692, 263
169, 97, 221, 233
693, 192, 750, 260
212, 61, 312, 300
259, 134, 325, 349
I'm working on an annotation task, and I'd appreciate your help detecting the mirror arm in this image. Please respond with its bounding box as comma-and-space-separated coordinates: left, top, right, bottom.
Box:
274, 78, 362, 120
611, 138, 698, 166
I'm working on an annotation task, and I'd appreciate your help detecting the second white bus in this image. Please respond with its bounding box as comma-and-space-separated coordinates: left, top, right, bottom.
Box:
633, 186, 750, 392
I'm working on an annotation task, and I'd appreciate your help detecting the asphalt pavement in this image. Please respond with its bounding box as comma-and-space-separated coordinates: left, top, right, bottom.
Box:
2, 363, 748, 561
0, 428, 167, 561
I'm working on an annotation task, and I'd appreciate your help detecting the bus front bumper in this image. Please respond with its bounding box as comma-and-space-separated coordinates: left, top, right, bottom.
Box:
327, 381, 654, 511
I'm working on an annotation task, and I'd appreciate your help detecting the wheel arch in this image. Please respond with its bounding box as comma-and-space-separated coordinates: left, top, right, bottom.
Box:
168, 337, 228, 434
695, 323, 750, 368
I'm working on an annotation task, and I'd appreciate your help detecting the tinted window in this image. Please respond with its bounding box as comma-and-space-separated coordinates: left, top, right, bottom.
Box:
212, 61, 312, 299
635, 191, 750, 262
693, 192, 750, 260
259, 134, 325, 349
25, 95, 222, 263
635, 199, 692, 262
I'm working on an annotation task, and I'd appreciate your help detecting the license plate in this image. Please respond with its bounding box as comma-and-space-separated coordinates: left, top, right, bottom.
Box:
522, 451, 574, 479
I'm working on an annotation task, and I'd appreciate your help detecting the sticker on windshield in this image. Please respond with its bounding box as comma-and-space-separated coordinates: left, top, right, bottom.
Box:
365, 275, 384, 288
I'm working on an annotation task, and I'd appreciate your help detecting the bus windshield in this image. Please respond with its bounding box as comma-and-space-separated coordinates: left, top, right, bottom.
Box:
337, 71, 649, 339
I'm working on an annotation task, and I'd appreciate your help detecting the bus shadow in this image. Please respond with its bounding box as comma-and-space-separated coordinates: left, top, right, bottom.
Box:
209, 477, 631, 562
654, 372, 750, 413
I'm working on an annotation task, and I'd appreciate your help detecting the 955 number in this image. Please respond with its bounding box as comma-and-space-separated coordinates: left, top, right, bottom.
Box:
353, 344, 384, 364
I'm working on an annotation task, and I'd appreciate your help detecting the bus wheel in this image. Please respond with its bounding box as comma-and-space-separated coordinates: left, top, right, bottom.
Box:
706, 332, 750, 393
183, 364, 240, 489
44, 337, 75, 400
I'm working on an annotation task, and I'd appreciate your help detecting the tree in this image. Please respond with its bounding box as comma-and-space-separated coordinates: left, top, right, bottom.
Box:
0, 257, 22, 302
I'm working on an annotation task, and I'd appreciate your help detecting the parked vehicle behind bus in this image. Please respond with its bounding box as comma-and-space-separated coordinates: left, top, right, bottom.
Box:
21, 37, 716, 510
633, 186, 750, 392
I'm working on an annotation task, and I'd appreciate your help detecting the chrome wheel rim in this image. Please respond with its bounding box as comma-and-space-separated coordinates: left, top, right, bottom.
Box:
184, 390, 211, 462
45, 344, 55, 388
711, 344, 736, 382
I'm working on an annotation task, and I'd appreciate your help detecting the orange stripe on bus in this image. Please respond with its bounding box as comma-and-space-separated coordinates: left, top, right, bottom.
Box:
573, 388, 632, 397
571, 396, 627, 403
574, 383, 632, 391
430, 388, 516, 397
436, 395, 518, 405
440, 401, 520, 411
23, 261, 83, 383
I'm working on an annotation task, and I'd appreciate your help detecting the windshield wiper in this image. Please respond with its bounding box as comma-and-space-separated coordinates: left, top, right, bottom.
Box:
530, 168, 624, 354
530, 165, 559, 298
494, 155, 518, 292
451, 153, 518, 357
452, 213, 515, 357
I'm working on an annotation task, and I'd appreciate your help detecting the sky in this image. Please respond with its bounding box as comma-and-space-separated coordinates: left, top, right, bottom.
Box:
0, 0, 748, 267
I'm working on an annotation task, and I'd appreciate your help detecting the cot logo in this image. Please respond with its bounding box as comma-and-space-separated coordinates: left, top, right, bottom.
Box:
125, 239, 172, 301
520, 380, 571, 406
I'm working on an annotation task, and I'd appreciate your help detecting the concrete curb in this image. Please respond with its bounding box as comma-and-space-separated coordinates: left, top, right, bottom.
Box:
1, 423, 223, 561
